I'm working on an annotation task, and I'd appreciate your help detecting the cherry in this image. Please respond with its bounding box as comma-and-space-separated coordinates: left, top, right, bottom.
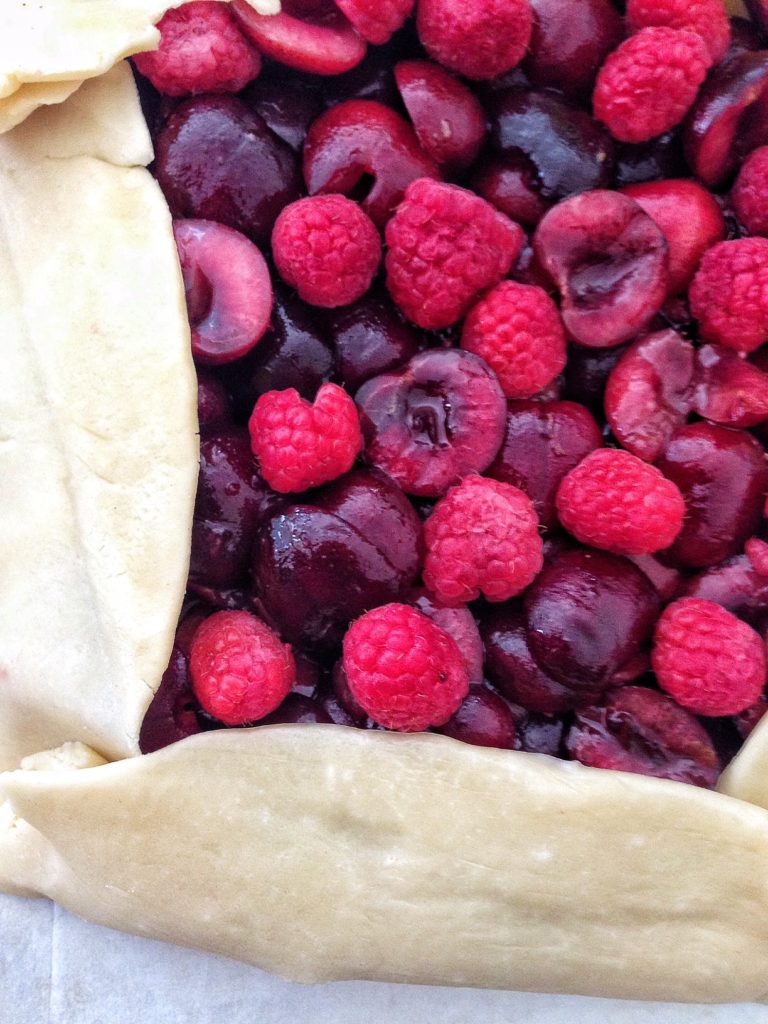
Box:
727, 16, 765, 57
604, 329, 694, 463
626, 554, 685, 604
257, 693, 333, 725
410, 587, 484, 682
524, 0, 623, 97
620, 180, 726, 296
190, 428, 282, 589
154, 95, 302, 244
139, 646, 202, 754
566, 686, 720, 788
486, 400, 603, 530
683, 554, 768, 627
435, 683, 517, 749
684, 51, 768, 187
744, 1, 768, 36
303, 99, 440, 226
735, 695, 768, 739
471, 155, 550, 227
614, 130, 687, 188
481, 602, 602, 713
222, 283, 335, 423
562, 342, 629, 412
394, 59, 486, 171
524, 548, 660, 691
173, 219, 273, 365
489, 88, 614, 208
655, 423, 768, 568
231, 0, 367, 75
326, 286, 420, 393
533, 190, 669, 348
355, 349, 507, 497
692, 344, 768, 428
242, 73, 323, 151
251, 469, 422, 652
196, 370, 232, 430
292, 652, 323, 697
331, 660, 368, 723
516, 712, 565, 756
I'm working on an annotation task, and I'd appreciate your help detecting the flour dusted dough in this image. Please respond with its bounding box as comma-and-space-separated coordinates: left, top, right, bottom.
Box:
0, 62, 198, 768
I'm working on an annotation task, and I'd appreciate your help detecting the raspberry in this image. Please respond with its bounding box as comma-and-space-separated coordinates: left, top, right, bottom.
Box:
652, 597, 766, 716
746, 537, 768, 578
416, 0, 533, 81
271, 195, 381, 308
555, 448, 685, 555
689, 238, 768, 352
249, 383, 363, 493
592, 27, 711, 144
460, 282, 567, 400
732, 146, 768, 238
189, 610, 295, 726
423, 476, 543, 605
384, 178, 524, 330
133, 2, 261, 97
625, 0, 730, 65
335, 0, 414, 44
342, 603, 470, 731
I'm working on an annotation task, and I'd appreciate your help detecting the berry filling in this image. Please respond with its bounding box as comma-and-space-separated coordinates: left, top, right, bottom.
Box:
137, 0, 768, 790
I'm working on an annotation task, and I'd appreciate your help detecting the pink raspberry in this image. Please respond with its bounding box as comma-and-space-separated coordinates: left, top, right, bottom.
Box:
416, 0, 533, 81
189, 610, 295, 726
732, 146, 768, 237
555, 448, 685, 555
746, 537, 768, 578
385, 178, 524, 330
249, 383, 362, 493
689, 238, 768, 352
460, 281, 567, 400
271, 195, 381, 309
423, 476, 543, 605
133, 1, 261, 97
342, 603, 470, 731
626, 0, 730, 64
592, 27, 711, 144
335, 0, 414, 44
652, 597, 766, 716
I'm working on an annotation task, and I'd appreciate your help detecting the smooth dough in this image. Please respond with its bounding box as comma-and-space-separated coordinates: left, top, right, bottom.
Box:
3, 726, 768, 1004
0, 61, 198, 768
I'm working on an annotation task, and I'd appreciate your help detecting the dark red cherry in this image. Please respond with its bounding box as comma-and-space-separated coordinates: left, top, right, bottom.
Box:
471, 154, 550, 227
516, 712, 565, 756
524, 0, 623, 97
614, 130, 687, 188
533, 191, 669, 348
436, 683, 517, 749
292, 652, 323, 697
222, 283, 335, 423
303, 99, 440, 226
486, 400, 602, 530
242, 73, 323, 151
139, 646, 202, 754
154, 95, 302, 244
655, 423, 768, 568
566, 686, 721, 787
683, 554, 768, 627
625, 554, 684, 604
355, 349, 507, 497
481, 603, 602, 713
524, 548, 659, 691
257, 693, 333, 725
563, 342, 629, 412
251, 469, 422, 653
196, 370, 232, 430
326, 286, 420, 393
331, 659, 368, 723
190, 428, 282, 589
692, 344, 768, 428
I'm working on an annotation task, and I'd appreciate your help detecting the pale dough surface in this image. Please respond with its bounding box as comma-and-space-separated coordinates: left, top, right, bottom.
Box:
0, 62, 198, 768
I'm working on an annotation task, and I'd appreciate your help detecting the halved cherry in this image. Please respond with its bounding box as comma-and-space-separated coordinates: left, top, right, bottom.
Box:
693, 344, 768, 428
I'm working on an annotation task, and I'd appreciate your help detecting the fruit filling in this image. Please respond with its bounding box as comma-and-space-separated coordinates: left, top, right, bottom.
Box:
136, 0, 768, 787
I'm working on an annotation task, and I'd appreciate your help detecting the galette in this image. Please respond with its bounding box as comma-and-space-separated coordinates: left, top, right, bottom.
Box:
4, 0, 768, 1004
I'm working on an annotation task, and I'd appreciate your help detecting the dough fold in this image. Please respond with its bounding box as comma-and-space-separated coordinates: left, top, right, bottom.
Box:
3, 726, 768, 1004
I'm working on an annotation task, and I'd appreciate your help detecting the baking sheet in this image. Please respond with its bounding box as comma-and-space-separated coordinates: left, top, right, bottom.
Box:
1, 894, 766, 1024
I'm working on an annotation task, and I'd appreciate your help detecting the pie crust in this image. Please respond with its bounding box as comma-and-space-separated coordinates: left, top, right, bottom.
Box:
2, 0, 768, 1005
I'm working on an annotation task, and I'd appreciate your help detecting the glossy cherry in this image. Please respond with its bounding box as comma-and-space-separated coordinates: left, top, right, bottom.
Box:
524, 0, 622, 97
436, 683, 517, 749
139, 646, 203, 754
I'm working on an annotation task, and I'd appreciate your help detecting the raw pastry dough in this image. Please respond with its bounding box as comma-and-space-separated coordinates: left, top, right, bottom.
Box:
0, 62, 198, 768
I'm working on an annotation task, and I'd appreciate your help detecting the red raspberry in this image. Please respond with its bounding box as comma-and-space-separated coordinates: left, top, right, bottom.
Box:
652, 597, 766, 716
342, 603, 470, 731
189, 610, 295, 726
592, 27, 711, 144
133, 2, 261, 97
460, 281, 567, 400
689, 238, 768, 353
625, 0, 730, 65
746, 537, 768, 578
555, 448, 685, 555
384, 178, 524, 330
249, 383, 362, 493
271, 195, 381, 309
335, 0, 414, 44
732, 146, 768, 238
423, 476, 543, 605
416, 0, 532, 81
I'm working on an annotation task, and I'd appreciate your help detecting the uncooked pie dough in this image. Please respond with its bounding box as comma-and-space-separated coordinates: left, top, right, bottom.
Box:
2, 1, 768, 1005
